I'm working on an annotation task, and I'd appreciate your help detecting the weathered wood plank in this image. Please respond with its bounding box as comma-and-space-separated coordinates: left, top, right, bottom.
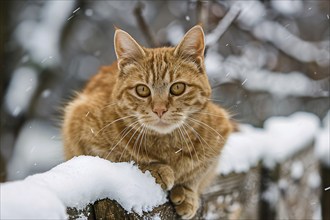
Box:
259, 145, 321, 220
93, 200, 177, 220
202, 168, 260, 219
67, 204, 95, 220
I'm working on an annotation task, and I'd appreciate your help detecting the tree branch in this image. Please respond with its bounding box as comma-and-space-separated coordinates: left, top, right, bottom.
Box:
133, 1, 159, 48
205, 5, 241, 47
252, 21, 330, 66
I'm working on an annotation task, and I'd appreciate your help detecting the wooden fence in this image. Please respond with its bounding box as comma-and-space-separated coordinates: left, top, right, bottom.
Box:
68, 145, 329, 220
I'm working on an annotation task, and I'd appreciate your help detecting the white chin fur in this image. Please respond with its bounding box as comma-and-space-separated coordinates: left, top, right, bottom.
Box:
147, 123, 181, 134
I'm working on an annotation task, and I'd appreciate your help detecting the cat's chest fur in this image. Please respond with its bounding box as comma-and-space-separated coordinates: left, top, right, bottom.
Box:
118, 127, 218, 179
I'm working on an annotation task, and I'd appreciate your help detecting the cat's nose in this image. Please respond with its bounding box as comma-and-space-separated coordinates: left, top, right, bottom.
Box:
153, 107, 168, 118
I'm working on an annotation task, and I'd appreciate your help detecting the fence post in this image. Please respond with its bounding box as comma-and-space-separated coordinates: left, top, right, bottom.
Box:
259, 165, 279, 220
321, 165, 330, 220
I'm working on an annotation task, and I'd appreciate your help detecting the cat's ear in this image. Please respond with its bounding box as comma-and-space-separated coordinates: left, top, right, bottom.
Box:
174, 25, 205, 60
114, 29, 145, 69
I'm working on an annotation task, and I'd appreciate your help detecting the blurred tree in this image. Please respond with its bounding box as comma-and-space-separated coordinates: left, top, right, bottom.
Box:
0, 1, 329, 219
0, 0, 10, 182
0, 0, 329, 181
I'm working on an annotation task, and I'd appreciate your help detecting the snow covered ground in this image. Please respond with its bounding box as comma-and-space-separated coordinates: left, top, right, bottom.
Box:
218, 111, 321, 174
1, 156, 167, 219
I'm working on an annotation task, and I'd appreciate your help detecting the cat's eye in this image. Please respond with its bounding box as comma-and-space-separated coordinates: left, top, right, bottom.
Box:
170, 82, 186, 96
136, 84, 151, 97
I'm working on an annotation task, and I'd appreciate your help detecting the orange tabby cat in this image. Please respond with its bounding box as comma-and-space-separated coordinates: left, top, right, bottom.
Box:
62, 25, 233, 219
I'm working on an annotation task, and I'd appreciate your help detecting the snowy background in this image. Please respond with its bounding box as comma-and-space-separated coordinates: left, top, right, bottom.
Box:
0, 0, 329, 216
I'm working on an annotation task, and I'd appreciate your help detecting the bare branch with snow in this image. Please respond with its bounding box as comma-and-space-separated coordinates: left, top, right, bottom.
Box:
253, 21, 329, 66
206, 5, 241, 47
229, 1, 329, 67
205, 48, 329, 98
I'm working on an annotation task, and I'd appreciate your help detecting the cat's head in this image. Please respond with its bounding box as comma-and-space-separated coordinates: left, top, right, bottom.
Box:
113, 25, 211, 134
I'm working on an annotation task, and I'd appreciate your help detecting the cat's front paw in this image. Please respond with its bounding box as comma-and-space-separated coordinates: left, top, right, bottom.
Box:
170, 185, 199, 219
153, 165, 175, 190
141, 164, 174, 190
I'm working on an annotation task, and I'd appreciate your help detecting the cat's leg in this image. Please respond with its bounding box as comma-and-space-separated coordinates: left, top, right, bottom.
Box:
139, 163, 175, 190
170, 184, 199, 219
197, 162, 217, 194
170, 163, 217, 219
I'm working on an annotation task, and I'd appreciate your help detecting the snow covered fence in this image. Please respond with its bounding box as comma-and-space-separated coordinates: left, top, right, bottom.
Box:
316, 112, 330, 220
1, 156, 167, 219
1, 156, 259, 219
67, 168, 260, 220
74, 111, 326, 219
217, 111, 325, 220
1, 112, 328, 219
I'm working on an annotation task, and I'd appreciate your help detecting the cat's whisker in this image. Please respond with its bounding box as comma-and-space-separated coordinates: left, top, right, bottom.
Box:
181, 123, 200, 164
187, 118, 226, 144
225, 105, 240, 115
186, 109, 229, 119
190, 111, 228, 118
110, 121, 139, 143
105, 121, 140, 160
85, 102, 119, 118
173, 126, 186, 162
95, 119, 137, 159
119, 124, 144, 162
182, 122, 206, 159
183, 122, 217, 156
186, 117, 226, 143
100, 102, 119, 111
78, 116, 136, 153
136, 125, 147, 163
95, 115, 136, 137
142, 126, 150, 159
207, 98, 224, 103
135, 126, 145, 162
130, 124, 146, 162
176, 124, 194, 170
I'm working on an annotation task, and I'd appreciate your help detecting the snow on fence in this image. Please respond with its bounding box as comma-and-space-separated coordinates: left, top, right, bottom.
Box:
1, 112, 329, 219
